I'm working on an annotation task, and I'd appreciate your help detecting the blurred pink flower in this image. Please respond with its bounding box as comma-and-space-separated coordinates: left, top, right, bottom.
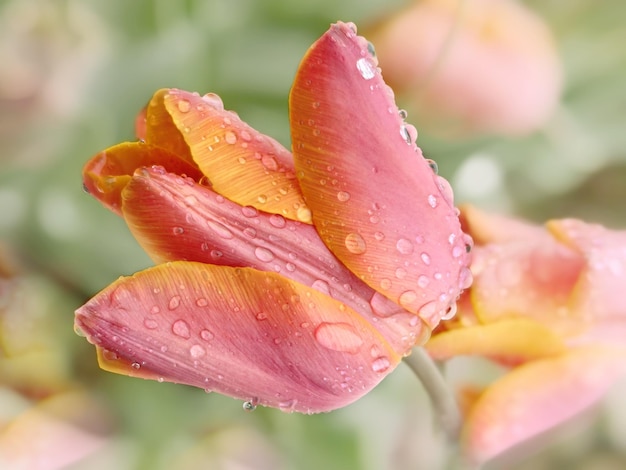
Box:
368, 0, 563, 136
74, 22, 473, 414
426, 205, 626, 463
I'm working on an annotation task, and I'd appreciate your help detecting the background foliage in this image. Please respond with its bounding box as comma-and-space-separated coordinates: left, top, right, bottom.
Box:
1, 0, 625, 468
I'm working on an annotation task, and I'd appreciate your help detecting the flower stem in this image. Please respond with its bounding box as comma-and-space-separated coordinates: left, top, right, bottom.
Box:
403, 347, 461, 441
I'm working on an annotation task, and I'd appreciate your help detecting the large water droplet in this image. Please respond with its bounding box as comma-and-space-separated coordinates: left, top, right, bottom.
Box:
202, 93, 224, 110
224, 131, 237, 144
177, 99, 191, 113
243, 400, 257, 412
398, 290, 417, 308
172, 319, 191, 339
337, 191, 350, 202
356, 57, 376, 80
190, 344, 206, 358
345, 233, 366, 254
168, 295, 182, 310
254, 247, 275, 262
269, 214, 286, 228
314, 322, 363, 354
396, 238, 414, 255
441, 303, 457, 321
371, 356, 391, 373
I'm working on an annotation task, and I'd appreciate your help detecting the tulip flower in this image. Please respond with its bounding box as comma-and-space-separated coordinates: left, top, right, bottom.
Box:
74, 22, 472, 414
426, 205, 626, 463
366, 0, 563, 136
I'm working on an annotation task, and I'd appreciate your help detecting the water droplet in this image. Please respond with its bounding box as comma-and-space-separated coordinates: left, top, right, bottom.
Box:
396, 238, 413, 254
367, 41, 376, 57
459, 267, 474, 290
400, 125, 411, 145
172, 226, 184, 235
261, 155, 278, 171
337, 191, 350, 202
168, 295, 181, 310
417, 275, 430, 288
297, 206, 312, 223
269, 214, 286, 228
398, 109, 408, 120
150, 305, 160, 314
356, 57, 376, 80
256, 312, 268, 321
242, 206, 258, 218
279, 399, 298, 412
371, 356, 391, 373
243, 400, 257, 412
421, 253, 431, 265
374, 231, 385, 241
254, 247, 275, 262
190, 344, 206, 358
144, 318, 158, 329
452, 245, 464, 258
243, 227, 257, 238
398, 290, 417, 308
200, 329, 214, 341
172, 319, 191, 339
314, 322, 363, 354
257, 194, 268, 204
395, 267, 407, 279
380, 278, 392, 290
345, 233, 366, 254
177, 99, 191, 113
225, 131, 237, 144
428, 194, 438, 208
196, 298, 208, 307
202, 93, 224, 110
426, 159, 438, 174
441, 303, 457, 320
312, 279, 330, 295
207, 220, 233, 239
131, 362, 141, 369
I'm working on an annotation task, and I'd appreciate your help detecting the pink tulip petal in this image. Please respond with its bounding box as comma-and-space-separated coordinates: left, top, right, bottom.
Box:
121, 166, 428, 356
289, 22, 472, 326
82, 142, 203, 215
548, 219, 626, 345
463, 347, 626, 464
470, 234, 585, 336
426, 318, 566, 365
161, 89, 311, 223
460, 204, 545, 245
74, 262, 403, 413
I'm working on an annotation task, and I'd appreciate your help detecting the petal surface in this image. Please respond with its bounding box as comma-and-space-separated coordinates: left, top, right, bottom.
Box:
74, 262, 401, 413
290, 22, 472, 326
462, 347, 626, 464
121, 166, 428, 355
426, 318, 566, 365
82, 142, 203, 215
160, 89, 311, 223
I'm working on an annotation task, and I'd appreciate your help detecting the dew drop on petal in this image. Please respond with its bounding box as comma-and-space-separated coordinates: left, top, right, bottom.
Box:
177, 99, 191, 113
426, 159, 438, 174
190, 344, 206, 358
131, 362, 141, 369
200, 329, 214, 341
441, 303, 457, 321
196, 298, 208, 307
269, 214, 286, 228
420, 253, 431, 265
172, 226, 184, 235
254, 247, 275, 262
345, 233, 366, 254
314, 322, 363, 354
311, 279, 330, 295
243, 400, 257, 412
398, 290, 418, 308
225, 131, 237, 144
371, 356, 391, 373
168, 295, 181, 310
172, 319, 191, 339
356, 57, 376, 80
428, 194, 438, 208
396, 238, 414, 255
417, 275, 430, 288
144, 318, 158, 330
337, 191, 350, 202
256, 312, 268, 321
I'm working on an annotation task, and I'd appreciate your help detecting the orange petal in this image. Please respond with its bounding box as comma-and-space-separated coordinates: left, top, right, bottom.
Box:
82, 142, 203, 215
290, 22, 472, 326
159, 89, 310, 223
426, 318, 567, 365
462, 347, 626, 464
74, 262, 402, 413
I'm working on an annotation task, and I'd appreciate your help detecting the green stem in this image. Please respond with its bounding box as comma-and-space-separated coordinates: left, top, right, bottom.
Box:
403, 347, 461, 441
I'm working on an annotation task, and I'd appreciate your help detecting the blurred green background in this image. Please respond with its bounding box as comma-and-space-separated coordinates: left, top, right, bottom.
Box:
1, 0, 625, 469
